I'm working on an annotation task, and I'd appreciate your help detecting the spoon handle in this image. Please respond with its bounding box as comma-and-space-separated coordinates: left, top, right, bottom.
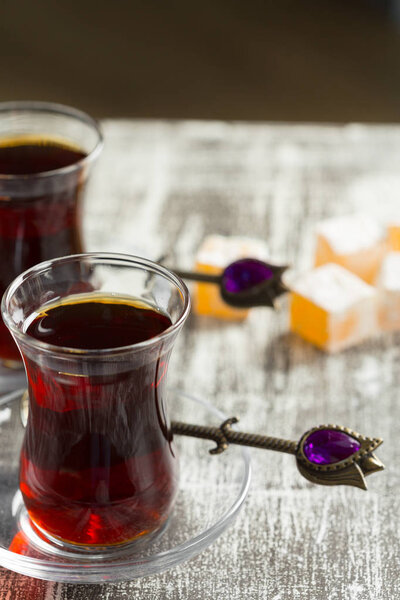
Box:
172, 269, 222, 284
171, 417, 297, 455
171, 417, 384, 490
4, 387, 384, 491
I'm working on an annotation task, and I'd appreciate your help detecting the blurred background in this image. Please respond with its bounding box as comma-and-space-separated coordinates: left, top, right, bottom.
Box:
0, 0, 399, 122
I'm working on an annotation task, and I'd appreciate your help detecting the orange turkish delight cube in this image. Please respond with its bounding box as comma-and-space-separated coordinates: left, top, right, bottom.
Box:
193, 235, 269, 320
290, 263, 378, 352
388, 223, 400, 251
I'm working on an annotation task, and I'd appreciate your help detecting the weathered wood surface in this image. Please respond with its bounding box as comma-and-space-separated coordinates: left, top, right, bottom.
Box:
1, 120, 400, 599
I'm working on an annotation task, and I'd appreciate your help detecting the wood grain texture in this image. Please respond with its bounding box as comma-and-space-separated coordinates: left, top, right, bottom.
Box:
1, 120, 400, 598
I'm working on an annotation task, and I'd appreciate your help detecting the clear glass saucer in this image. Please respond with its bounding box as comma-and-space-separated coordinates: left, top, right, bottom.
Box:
0, 390, 251, 583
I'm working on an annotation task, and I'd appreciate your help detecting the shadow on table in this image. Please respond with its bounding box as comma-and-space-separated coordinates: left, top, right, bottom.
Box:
266, 330, 392, 368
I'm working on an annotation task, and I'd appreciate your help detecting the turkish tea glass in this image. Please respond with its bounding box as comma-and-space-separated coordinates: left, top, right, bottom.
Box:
0, 101, 103, 371
1, 253, 190, 552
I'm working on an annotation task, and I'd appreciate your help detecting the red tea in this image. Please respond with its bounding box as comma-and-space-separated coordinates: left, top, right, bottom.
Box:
21, 295, 178, 547
0, 137, 86, 361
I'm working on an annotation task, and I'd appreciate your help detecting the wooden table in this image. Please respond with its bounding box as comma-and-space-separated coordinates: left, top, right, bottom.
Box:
2, 120, 399, 599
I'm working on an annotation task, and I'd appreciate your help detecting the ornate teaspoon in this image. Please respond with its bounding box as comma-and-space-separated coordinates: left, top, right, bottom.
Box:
171, 418, 384, 490
11, 391, 384, 490
171, 258, 289, 308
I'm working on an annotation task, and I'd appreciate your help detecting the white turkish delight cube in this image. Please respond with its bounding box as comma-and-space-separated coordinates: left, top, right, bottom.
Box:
314, 214, 387, 284
376, 252, 400, 331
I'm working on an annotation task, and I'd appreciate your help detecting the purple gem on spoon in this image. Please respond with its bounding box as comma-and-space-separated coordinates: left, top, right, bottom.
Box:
303, 429, 361, 465
222, 258, 275, 294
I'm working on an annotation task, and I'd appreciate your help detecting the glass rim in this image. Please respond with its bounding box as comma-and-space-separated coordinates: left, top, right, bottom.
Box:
0, 101, 103, 181
1, 252, 191, 357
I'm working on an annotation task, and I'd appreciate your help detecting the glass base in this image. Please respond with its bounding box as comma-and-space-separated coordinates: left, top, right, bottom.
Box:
0, 389, 251, 583
14, 491, 171, 559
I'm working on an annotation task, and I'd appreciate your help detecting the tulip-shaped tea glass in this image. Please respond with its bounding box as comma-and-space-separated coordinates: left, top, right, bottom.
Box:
1, 253, 190, 552
0, 101, 103, 369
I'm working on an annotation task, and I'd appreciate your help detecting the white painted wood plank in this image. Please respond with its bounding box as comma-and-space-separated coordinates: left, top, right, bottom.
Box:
2, 120, 400, 599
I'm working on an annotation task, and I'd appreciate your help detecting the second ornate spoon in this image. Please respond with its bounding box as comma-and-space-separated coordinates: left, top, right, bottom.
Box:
172, 258, 288, 308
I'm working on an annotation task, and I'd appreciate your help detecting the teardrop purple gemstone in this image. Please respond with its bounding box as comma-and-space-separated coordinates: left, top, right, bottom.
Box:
303, 429, 361, 465
222, 259, 274, 294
